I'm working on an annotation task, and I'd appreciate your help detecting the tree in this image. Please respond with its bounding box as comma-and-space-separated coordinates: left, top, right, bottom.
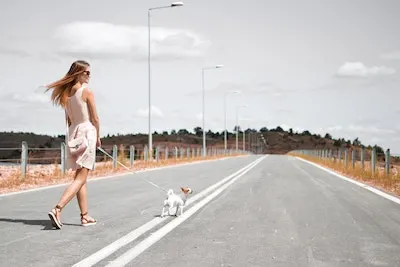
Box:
324, 133, 332, 140
289, 128, 293, 136
170, 129, 176, 135
352, 137, 361, 146
193, 127, 202, 137
259, 127, 268, 133
302, 130, 311, 136
345, 139, 351, 147
373, 145, 384, 154
207, 130, 217, 138
178, 129, 189, 135
333, 139, 341, 147
233, 125, 241, 132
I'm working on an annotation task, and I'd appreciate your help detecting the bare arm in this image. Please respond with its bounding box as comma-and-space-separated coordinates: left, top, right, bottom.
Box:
83, 88, 100, 140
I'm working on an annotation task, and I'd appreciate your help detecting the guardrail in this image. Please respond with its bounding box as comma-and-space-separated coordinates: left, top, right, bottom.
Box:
0, 141, 246, 180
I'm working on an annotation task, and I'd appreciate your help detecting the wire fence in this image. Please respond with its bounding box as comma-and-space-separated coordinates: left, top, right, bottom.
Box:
290, 147, 400, 177
0, 141, 246, 180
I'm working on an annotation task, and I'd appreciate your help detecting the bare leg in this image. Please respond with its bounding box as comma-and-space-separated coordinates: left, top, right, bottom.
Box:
77, 182, 88, 213
57, 168, 89, 207
76, 180, 96, 224
50, 168, 89, 224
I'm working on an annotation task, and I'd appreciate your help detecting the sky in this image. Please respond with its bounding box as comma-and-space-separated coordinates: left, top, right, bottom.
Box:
1, 0, 400, 153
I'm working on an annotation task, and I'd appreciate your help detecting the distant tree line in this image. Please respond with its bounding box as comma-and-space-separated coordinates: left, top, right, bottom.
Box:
97, 125, 385, 154
1, 124, 385, 154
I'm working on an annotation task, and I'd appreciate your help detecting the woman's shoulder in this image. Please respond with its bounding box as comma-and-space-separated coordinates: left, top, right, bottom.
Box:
82, 86, 95, 102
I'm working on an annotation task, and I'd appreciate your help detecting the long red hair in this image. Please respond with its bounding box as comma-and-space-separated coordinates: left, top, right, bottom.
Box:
45, 60, 90, 108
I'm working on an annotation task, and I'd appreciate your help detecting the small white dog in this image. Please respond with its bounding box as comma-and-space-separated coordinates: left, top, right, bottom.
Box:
161, 187, 193, 217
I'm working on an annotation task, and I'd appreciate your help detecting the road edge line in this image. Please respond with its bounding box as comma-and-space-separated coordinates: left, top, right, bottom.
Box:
294, 156, 400, 205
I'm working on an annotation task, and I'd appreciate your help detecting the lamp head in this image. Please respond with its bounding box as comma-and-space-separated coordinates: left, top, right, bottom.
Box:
171, 2, 184, 7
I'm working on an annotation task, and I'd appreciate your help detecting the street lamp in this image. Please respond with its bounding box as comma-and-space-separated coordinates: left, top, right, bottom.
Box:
148, 2, 184, 160
201, 64, 223, 157
242, 121, 250, 151
235, 105, 248, 152
224, 90, 240, 151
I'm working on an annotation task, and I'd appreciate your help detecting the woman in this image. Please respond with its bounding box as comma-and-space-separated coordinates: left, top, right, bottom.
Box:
46, 60, 101, 229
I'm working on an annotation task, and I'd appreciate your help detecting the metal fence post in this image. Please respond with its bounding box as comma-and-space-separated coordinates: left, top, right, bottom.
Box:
372, 148, 376, 176
360, 147, 364, 170
130, 145, 135, 167
174, 147, 178, 159
385, 149, 390, 175
344, 149, 348, 168
351, 149, 355, 169
21, 141, 28, 180
61, 142, 66, 176
144, 146, 148, 161
156, 147, 160, 162
112, 145, 118, 169
165, 147, 169, 161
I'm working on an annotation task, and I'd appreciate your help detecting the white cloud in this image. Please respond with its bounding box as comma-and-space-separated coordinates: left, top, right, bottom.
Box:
336, 62, 396, 77
10, 93, 50, 104
53, 21, 211, 60
134, 105, 165, 118
0, 91, 52, 111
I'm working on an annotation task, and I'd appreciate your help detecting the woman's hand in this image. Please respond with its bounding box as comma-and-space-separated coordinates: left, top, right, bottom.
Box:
96, 137, 102, 148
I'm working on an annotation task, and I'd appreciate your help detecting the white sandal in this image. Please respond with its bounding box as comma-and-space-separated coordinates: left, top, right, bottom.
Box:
81, 212, 97, 226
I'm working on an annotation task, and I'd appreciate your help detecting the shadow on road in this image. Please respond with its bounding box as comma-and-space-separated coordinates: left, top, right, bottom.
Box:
0, 218, 58, 230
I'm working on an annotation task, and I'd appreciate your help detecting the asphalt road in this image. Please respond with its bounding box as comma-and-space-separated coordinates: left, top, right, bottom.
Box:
1, 155, 400, 267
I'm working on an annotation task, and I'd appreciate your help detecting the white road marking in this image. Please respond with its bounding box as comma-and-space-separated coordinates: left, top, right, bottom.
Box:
105, 155, 267, 267
295, 156, 400, 205
0, 154, 248, 198
72, 155, 265, 267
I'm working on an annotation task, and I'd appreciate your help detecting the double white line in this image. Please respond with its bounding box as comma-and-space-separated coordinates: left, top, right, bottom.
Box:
73, 155, 267, 267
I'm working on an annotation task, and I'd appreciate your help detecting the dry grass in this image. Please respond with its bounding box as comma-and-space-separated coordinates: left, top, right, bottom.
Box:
0, 153, 245, 194
289, 152, 400, 198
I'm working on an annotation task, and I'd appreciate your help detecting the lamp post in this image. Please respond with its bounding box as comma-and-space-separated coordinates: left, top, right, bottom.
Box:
148, 2, 183, 160
202, 64, 223, 157
235, 105, 248, 152
224, 90, 240, 152
243, 122, 249, 151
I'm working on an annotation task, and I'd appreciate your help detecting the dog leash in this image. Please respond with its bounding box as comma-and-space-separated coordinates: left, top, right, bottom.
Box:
97, 146, 168, 193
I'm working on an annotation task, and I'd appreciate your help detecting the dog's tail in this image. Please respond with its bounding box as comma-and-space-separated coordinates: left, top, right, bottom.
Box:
167, 189, 174, 196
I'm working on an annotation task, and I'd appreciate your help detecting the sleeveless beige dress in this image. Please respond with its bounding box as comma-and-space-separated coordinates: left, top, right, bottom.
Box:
65, 84, 97, 171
